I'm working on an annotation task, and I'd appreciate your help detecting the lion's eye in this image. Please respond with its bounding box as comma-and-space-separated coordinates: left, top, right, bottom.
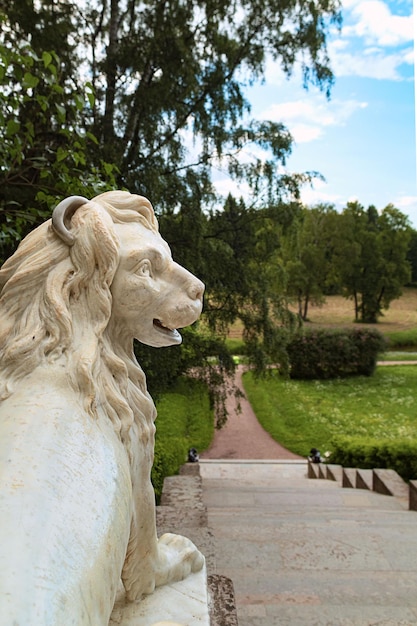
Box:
137, 260, 152, 277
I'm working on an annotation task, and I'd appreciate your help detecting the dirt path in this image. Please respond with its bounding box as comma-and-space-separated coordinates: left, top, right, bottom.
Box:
200, 366, 302, 460
378, 361, 417, 365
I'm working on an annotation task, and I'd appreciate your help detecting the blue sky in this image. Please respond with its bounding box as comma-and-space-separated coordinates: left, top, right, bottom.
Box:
214, 0, 416, 226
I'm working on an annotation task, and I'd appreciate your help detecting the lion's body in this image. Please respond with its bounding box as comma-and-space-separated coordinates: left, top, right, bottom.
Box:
0, 366, 132, 623
0, 192, 205, 624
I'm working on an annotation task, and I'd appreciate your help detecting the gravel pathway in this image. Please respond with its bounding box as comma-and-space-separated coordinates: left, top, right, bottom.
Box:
200, 366, 302, 460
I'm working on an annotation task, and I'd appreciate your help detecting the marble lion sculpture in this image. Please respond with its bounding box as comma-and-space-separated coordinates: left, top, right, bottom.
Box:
0, 191, 205, 624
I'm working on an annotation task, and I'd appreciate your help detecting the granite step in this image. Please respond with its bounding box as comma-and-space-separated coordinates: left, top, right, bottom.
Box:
200, 460, 417, 626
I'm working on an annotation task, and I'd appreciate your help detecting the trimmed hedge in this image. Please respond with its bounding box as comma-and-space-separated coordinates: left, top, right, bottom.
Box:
152, 437, 189, 501
329, 435, 417, 482
287, 328, 387, 379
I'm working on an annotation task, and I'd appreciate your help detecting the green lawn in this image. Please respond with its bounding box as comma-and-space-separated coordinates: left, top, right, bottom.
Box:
380, 351, 417, 361
242, 366, 417, 458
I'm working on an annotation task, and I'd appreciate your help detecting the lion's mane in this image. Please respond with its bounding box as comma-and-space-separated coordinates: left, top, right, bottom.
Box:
0, 191, 159, 446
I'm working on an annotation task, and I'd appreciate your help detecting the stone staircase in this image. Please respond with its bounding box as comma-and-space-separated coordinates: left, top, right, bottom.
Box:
198, 459, 417, 626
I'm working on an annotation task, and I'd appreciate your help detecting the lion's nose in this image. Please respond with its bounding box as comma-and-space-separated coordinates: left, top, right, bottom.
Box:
173, 262, 205, 302
188, 278, 205, 302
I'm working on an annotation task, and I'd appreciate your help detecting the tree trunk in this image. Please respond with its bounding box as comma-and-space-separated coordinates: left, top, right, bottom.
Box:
297, 292, 303, 319
353, 291, 359, 322
302, 292, 310, 321
102, 0, 119, 148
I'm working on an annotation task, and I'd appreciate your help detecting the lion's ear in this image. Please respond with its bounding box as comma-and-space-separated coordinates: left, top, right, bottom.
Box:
51, 196, 89, 246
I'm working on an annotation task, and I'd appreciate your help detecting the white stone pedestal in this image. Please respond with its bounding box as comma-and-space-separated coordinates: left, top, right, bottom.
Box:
109, 563, 210, 626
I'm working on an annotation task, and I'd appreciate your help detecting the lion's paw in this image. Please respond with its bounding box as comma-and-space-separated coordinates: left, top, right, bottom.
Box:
124, 533, 204, 602
155, 533, 204, 588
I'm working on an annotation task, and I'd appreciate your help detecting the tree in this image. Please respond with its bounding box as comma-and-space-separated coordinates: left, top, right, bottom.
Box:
202, 196, 301, 372
406, 229, 417, 285
4, 0, 341, 211
376, 204, 413, 313
282, 204, 339, 320
333, 202, 412, 323
144, 195, 300, 405
1, 0, 342, 403
0, 11, 118, 261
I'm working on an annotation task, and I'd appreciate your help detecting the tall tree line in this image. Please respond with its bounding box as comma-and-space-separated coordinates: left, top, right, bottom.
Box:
280, 201, 413, 324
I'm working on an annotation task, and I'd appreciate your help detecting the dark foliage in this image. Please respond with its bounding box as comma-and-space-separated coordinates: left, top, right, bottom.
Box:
329, 435, 417, 482
288, 328, 387, 379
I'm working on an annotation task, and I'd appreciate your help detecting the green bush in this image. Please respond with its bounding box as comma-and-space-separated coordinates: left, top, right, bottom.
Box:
329, 435, 417, 482
151, 377, 214, 501
287, 328, 387, 379
152, 437, 189, 500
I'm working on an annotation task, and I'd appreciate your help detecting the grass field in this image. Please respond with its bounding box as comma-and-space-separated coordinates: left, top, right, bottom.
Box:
243, 366, 417, 458
304, 287, 417, 334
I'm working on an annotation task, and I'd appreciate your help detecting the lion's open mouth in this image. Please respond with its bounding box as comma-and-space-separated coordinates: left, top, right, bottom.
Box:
153, 318, 181, 341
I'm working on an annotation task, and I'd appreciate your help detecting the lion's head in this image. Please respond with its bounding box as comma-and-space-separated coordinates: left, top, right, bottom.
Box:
0, 191, 204, 441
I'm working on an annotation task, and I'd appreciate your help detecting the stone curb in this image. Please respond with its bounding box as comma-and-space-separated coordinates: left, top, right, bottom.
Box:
326, 464, 343, 482
156, 463, 239, 625
410, 480, 417, 511
356, 468, 373, 490
342, 467, 356, 488
308, 460, 416, 510
373, 468, 409, 500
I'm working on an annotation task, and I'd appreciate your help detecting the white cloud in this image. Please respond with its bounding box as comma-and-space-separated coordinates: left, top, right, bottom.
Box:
343, 0, 413, 46
262, 0, 413, 88
263, 57, 290, 87
394, 195, 417, 209
340, 0, 364, 8
392, 196, 417, 226
403, 48, 414, 65
212, 177, 252, 199
260, 0, 413, 89
299, 179, 344, 206
329, 43, 413, 80
260, 98, 367, 143
325, 0, 414, 81
290, 124, 323, 143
